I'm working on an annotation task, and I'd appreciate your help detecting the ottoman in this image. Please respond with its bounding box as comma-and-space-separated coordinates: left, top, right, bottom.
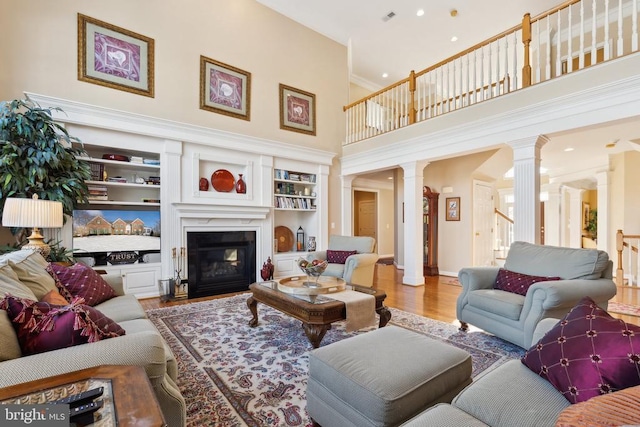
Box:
307, 325, 472, 427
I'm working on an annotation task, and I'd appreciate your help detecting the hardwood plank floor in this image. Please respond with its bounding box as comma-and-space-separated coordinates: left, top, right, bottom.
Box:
141, 264, 640, 325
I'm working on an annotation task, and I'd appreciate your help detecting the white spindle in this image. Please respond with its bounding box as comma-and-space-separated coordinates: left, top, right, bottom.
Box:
512, 31, 518, 90
556, 11, 562, 76
568, 4, 574, 73
633, 0, 638, 51
579, 1, 585, 69
438, 67, 443, 116
545, 18, 551, 81
395, 85, 400, 129
428, 72, 433, 119
458, 57, 463, 108
465, 54, 470, 106
505, 34, 511, 92
488, 42, 493, 98
479, 47, 485, 101
496, 39, 501, 96
452, 60, 457, 110
618, 0, 624, 56
591, 0, 597, 63
535, 21, 541, 83
473, 50, 478, 104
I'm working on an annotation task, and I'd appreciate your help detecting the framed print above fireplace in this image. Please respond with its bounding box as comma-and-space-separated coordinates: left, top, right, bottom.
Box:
200, 56, 251, 121
77, 14, 155, 97
279, 84, 316, 136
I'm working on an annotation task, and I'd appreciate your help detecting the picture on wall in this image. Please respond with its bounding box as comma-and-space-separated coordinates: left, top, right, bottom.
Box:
446, 197, 460, 221
77, 14, 155, 97
279, 84, 316, 136
200, 55, 251, 121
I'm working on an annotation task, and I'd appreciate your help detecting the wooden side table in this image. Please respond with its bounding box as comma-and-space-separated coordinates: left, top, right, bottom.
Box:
0, 365, 166, 427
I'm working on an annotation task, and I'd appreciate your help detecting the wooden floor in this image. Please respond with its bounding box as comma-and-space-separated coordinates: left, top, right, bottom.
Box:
141, 264, 640, 325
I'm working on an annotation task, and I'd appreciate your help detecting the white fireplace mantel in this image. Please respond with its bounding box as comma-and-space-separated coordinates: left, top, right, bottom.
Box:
173, 203, 271, 220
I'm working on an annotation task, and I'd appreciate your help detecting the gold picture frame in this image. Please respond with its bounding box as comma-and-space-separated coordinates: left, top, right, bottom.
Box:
78, 14, 154, 97
446, 197, 460, 221
279, 84, 316, 135
200, 55, 251, 121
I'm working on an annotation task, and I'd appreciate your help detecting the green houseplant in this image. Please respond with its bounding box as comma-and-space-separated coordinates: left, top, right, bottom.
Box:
0, 95, 91, 251
586, 208, 598, 240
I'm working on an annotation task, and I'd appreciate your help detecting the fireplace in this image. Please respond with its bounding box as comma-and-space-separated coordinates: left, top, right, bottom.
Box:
187, 231, 256, 298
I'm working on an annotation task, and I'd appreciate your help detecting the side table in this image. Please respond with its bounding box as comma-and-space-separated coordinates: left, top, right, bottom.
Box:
0, 365, 166, 427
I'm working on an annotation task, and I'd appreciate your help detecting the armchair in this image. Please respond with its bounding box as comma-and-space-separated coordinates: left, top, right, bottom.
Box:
307, 235, 379, 287
457, 241, 617, 348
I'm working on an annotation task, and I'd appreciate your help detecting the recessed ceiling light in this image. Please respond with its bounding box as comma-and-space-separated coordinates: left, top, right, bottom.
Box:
382, 73, 389, 78
416, 9, 425, 17
564, 147, 574, 152
451, 36, 458, 42
606, 139, 619, 148
387, 176, 393, 180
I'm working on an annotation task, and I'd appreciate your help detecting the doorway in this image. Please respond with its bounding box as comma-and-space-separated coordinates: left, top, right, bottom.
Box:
354, 190, 377, 240
473, 180, 494, 266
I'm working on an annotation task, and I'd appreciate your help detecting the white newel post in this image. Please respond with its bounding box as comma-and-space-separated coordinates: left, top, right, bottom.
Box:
508, 135, 548, 244
401, 160, 429, 286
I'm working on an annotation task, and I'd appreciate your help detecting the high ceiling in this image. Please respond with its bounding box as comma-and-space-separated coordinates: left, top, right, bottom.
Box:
256, 0, 640, 187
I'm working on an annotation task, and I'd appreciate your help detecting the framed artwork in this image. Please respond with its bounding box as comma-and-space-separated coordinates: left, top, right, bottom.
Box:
582, 202, 590, 230
279, 84, 316, 136
200, 56, 251, 121
446, 197, 460, 221
77, 14, 154, 97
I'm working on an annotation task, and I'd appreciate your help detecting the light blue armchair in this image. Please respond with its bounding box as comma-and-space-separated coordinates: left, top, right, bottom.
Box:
307, 235, 379, 287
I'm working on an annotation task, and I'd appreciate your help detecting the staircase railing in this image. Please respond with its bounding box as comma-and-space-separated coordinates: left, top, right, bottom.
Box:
494, 208, 514, 260
344, 0, 640, 145
616, 229, 640, 286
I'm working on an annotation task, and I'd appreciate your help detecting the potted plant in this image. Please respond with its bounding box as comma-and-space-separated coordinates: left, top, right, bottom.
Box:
0, 95, 91, 252
586, 208, 598, 240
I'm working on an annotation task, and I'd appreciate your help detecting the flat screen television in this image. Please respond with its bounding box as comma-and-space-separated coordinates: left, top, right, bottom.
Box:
72, 208, 160, 266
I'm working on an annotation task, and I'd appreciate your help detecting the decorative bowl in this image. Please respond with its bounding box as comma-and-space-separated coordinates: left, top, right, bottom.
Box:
297, 259, 328, 286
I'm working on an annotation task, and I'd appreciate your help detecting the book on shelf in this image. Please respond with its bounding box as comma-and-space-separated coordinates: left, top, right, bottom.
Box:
87, 195, 109, 201
89, 163, 105, 181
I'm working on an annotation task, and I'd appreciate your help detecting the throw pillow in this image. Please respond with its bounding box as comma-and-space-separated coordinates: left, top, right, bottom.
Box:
326, 249, 357, 264
41, 289, 70, 306
0, 295, 125, 356
522, 296, 640, 403
47, 263, 116, 306
494, 268, 561, 296
555, 385, 640, 427
0, 261, 38, 301
5, 250, 57, 300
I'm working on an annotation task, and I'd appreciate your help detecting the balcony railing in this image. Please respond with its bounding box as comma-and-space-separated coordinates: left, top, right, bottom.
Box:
344, 0, 640, 145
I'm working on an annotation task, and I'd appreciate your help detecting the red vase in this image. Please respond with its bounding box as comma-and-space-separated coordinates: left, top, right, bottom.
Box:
236, 174, 246, 194
199, 177, 209, 191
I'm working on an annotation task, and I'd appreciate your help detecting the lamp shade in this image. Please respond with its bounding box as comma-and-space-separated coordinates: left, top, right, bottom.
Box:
2, 196, 63, 228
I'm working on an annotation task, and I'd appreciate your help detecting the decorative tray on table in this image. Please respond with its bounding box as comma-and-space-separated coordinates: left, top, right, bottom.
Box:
277, 276, 346, 296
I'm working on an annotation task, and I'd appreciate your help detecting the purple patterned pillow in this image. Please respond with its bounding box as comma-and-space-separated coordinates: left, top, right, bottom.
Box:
326, 249, 357, 264
0, 295, 125, 356
48, 263, 116, 306
494, 268, 561, 296
522, 296, 640, 403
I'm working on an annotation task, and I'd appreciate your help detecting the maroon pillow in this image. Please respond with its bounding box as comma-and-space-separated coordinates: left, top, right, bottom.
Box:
0, 295, 125, 356
47, 263, 116, 306
326, 249, 357, 264
494, 268, 561, 296
522, 296, 640, 403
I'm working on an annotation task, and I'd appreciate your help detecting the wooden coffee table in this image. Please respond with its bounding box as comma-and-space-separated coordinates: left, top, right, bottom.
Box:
247, 281, 391, 348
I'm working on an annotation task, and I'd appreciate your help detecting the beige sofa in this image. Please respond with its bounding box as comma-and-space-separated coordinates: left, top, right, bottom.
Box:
0, 250, 185, 427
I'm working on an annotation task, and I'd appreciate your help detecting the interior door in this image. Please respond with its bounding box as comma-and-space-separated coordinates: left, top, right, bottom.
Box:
473, 181, 494, 266
358, 200, 377, 239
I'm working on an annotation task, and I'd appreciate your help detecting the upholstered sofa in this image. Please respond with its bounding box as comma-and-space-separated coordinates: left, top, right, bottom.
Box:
0, 250, 185, 427
457, 241, 617, 348
307, 235, 379, 287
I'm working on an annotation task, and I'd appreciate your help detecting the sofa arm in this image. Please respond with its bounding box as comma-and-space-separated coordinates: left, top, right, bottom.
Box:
527, 278, 617, 311
100, 273, 125, 296
343, 253, 379, 286
458, 267, 500, 292
0, 331, 167, 388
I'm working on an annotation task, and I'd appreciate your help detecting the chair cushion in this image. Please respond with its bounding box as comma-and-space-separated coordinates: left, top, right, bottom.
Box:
1, 295, 125, 356
522, 296, 640, 403
505, 242, 609, 279
326, 249, 357, 264
494, 268, 560, 296
467, 289, 524, 320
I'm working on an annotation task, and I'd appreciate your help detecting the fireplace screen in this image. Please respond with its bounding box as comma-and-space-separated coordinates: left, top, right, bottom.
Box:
187, 231, 256, 298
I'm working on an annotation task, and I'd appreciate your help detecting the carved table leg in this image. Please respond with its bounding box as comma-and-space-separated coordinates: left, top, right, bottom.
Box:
303, 323, 330, 348
459, 321, 469, 332
247, 296, 259, 327
377, 306, 392, 327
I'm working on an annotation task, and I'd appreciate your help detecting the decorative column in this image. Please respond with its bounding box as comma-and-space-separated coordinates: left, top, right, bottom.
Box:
340, 174, 355, 236
508, 135, 548, 244
565, 187, 585, 248
544, 182, 563, 246
161, 139, 183, 279
400, 160, 429, 286
595, 171, 610, 253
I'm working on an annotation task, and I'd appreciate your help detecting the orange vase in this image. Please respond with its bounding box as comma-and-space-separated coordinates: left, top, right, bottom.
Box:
236, 174, 246, 194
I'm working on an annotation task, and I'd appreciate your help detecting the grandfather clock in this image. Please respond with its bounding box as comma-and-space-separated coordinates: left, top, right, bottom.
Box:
423, 186, 439, 276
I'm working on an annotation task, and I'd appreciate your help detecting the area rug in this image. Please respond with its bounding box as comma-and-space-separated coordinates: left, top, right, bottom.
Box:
609, 301, 640, 317
147, 294, 524, 427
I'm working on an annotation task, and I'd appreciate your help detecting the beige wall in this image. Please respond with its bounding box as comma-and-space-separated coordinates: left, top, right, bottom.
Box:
1, 0, 349, 238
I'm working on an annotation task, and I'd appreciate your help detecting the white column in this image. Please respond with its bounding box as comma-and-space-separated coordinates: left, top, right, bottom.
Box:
161, 139, 183, 279
508, 136, 548, 244
340, 174, 355, 236
595, 171, 610, 253
566, 187, 585, 248
400, 160, 429, 286
544, 182, 563, 246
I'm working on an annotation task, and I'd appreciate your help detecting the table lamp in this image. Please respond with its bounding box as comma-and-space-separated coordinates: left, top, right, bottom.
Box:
2, 194, 64, 258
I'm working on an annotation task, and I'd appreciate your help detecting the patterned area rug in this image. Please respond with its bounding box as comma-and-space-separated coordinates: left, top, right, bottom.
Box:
609, 301, 640, 317
147, 294, 524, 427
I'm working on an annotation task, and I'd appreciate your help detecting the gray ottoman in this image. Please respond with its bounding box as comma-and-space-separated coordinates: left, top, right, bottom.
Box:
307, 325, 472, 427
